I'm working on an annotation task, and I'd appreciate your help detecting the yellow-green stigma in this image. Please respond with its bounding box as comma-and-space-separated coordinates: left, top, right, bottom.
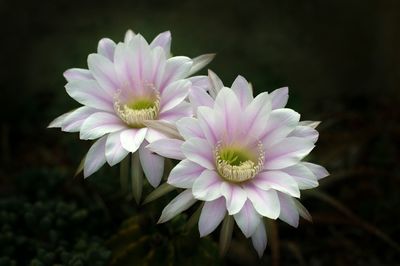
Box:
215, 142, 265, 183
114, 91, 160, 128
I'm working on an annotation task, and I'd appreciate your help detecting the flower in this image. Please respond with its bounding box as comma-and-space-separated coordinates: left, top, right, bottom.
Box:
148, 73, 329, 257
49, 30, 214, 188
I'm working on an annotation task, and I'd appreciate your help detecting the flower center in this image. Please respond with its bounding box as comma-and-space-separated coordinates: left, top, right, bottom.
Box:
215, 141, 265, 183
113, 89, 160, 128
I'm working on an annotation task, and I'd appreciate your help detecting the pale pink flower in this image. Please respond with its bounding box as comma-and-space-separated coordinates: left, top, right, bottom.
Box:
49, 30, 214, 188
148, 73, 328, 256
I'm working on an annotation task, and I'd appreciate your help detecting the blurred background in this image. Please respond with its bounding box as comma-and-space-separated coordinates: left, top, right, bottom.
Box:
1, 0, 399, 265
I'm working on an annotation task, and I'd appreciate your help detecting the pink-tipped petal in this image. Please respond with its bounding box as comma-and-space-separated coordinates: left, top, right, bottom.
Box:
302, 162, 329, 180
231, 75, 253, 108
120, 128, 147, 153
80, 112, 125, 140
188, 86, 214, 110
264, 137, 315, 170
251, 221, 267, 258
220, 182, 247, 215
83, 136, 107, 178
282, 164, 318, 189
199, 197, 226, 237
168, 159, 204, 188
145, 128, 169, 143
244, 183, 280, 219
158, 56, 192, 92
188, 75, 210, 89
87, 53, 120, 96
189, 53, 215, 76
176, 117, 204, 139
97, 38, 116, 61
158, 189, 196, 223
277, 192, 299, 227
63, 68, 93, 82
150, 31, 171, 55
65, 80, 114, 112
233, 200, 261, 238
288, 126, 319, 143
129, 34, 153, 83
158, 101, 192, 122
151, 46, 167, 82
207, 70, 223, 98
62, 107, 99, 132
196, 106, 222, 146
160, 80, 190, 112
254, 171, 300, 198
105, 131, 129, 166
244, 92, 272, 140
192, 170, 222, 201
146, 139, 185, 160
181, 137, 215, 170
260, 108, 300, 149
139, 142, 164, 188
270, 87, 288, 109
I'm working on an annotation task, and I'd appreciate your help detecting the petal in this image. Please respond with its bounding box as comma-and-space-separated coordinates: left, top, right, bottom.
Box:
65, 80, 113, 112
80, 112, 125, 140
188, 86, 214, 110
146, 139, 185, 160
288, 125, 319, 143
84, 136, 107, 177
48, 112, 71, 128
139, 141, 164, 188
168, 159, 204, 188
244, 183, 280, 219
277, 192, 299, 227
151, 46, 167, 82
270, 87, 288, 109
196, 106, 222, 146
231, 75, 253, 108
105, 131, 129, 166
233, 200, 261, 238
189, 53, 215, 76
299, 120, 321, 129
176, 117, 204, 139
192, 170, 223, 201
150, 31, 171, 55
145, 128, 169, 143
214, 87, 242, 141
62, 107, 99, 132
260, 108, 300, 149
264, 137, 315, 170
188, 75, 210, 89
282, 164, 318, 189
129, 34, 153, 83
87, 53, 120, 96
181, 137, 215, 170
158, 189, 197, 223
63, 68, 93, 82
124, 29, 135, 43
244, 92, 272, 140
160, 80, 190, 112
114, 43, 139, 92
120, 128, 147, 153
199, 197, 226, 237
158, 56, 192, 92
220, 182, 247, 215
207, 70, 223, 98
302, 162, 329, 180
251, 221, 267, 258
97, 38, 116, 61
158, 101, 192, 122
254, 171, 300, 198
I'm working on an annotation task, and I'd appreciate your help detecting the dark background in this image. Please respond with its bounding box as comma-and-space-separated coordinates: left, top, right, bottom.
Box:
1, 0, 399, 265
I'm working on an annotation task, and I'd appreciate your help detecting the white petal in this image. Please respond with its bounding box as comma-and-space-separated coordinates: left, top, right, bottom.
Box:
158, 56, 192, 92
244, 183, 280, 219
84, 136, 107, 178
63, 68, 92, 82
188, 86, 214, 110
302, 162, 329, 180
288, 125, 319, 143
277, 192, 299, 227
87, 53, 119, 96
244, 92, 272, 140
176, 117, 204, 139
189, 53, 215, 76
168, 159, 204, 188
299, 120, 321, 129
282, 164, 318, 189
231, 75, 253, 108
233, 200, 261, 238
105, 131, 129, 166
188, 75, 210, 89
158, 189, 196, 223
139, 142, 164, 187
270, 87, 288, 109
192, 170, 223, 201
220, 182, 247, 215
264, 137, 315, 170
97, 38, 116, 61
254, 171, 300, 198
158, 101, 193, 122
145, 128, 169, 143
146, 139, 185, 160
196, 106, 222, 146
160, 80, 190, 112
48, 112, 71, 128
199, 197, 226, 237
62, 107, 99, 132
207, 69, 223, 98
129, 34, 153, 82
80, 112, 125, 140
124, 29, 135, 43
251, 221, 267, 257
150, 31, 171, 55
181, 137, 215, 170
120, 128, 147, 153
